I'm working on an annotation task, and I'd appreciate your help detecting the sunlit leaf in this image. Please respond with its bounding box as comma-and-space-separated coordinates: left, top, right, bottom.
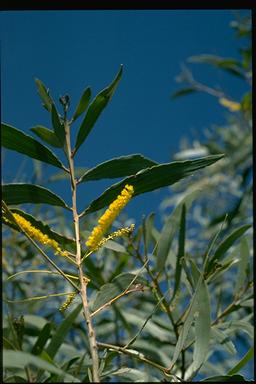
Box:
72, 87, 91, 122
74, 65, 123, 154
78, 154, 157, 183
81, 155, 223, 217
155, 189, 201, 272
201, 374, 250, 382
227, 346, 253, 375
206, 224, 251, 274
234, 237, 250, 295
3, 350, 80, 382
91, 273, 146, 313
34, 78, 54, 112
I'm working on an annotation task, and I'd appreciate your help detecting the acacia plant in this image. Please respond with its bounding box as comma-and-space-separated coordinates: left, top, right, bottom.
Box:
2, 63, 251, 382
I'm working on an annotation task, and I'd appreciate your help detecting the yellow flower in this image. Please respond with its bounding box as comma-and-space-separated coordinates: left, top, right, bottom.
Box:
12, 213, 68, 257
59, 292, 76, 312
96, 224, 135, 250
219, 97, 241, 112
86, 184, 134, 250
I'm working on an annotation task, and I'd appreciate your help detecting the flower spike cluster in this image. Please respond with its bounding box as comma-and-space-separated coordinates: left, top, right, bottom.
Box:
12, 213, 68, 257
86, 184, 134, 250
95, 224, 135, 251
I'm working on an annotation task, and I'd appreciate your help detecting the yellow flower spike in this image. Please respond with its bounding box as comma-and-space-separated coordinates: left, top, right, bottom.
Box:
12, 213, 68, 257
59, 292, 76, 312
219, 97, 241, 112
96, 224, 135, 250
86, 184, 134, 250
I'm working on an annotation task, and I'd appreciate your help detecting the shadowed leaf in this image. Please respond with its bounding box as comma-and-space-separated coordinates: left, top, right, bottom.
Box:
1, 123, 65, 170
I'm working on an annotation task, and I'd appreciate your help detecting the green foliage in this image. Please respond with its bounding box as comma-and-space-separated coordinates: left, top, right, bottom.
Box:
1, 124, 65, 170
2, 14, 253, 383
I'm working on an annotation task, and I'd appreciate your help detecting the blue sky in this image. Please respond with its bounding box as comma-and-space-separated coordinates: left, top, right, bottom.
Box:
1, 10, 250, 225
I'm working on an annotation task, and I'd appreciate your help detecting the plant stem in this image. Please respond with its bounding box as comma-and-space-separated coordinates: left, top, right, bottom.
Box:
65, 121, 100, 382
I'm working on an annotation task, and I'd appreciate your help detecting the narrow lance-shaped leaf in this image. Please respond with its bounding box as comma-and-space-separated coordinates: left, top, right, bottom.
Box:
31, 323, 52, 355
201, 374, 250, 382
172, 204, 186, 299
72, 86, 91, 122
51, 103, 65, 146
2, 207, 75, 248
234, 237, 250, 296
155, 189, 201, 273
74, 65, 123, 155
3, 350, 79, 382
91, 273, 147, 313
46, 304, 82, 359
30, 126, 62, 148
2, 184, 70, 210
188, 54, 245, 79
78, 154, 158, 183
185, 277, 211, 380
81, 155, 224, 217
227, 346, 253, 376
169, 275, 203, 370
1, 123, 66, 170
206, 224, 251, 274
172, 87, 196, 99
34, 78, 54, 112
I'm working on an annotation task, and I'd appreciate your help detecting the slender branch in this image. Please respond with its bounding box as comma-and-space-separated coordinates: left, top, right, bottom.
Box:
65, 120, 100, 382
91, 279, 146, 318
97, 342, 183, 381
132, 243, 186, 377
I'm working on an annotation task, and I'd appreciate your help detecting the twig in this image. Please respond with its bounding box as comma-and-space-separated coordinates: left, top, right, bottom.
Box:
65, 120, 100, 382
97, 341, 183, 381
91, 260, 148, 318
2, 203, 79, 292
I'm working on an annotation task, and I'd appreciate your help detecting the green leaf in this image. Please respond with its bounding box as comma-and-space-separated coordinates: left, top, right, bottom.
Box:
4, 208, 75, 247
172, 87, 196, 99
91, 273, 146, 313
234, 237, 250, 295
201, 374, 250, 382
1, 123, 65, 170
188, 55, 245, 78
51, 103, 65, 145
3, 350, 80, 382
206, 224, 251, 274
2, 184, 70, 209
34, 78, 54, 112
110, 367, 154, 382
173, 204, 186, 299
78, 154, 158, 183
23, 315, 48, 330
81, 155, 224, 217
74, 65, 123, 154
211, 327, 236, 355
46, 304, 82, 359
143, 212, 156, 250
155, 189, 201, 272
72, 87, 91, 122
227, 346, 253, 375
48, 167, 88, 182
186, 278, 211, 380
30, 126, 62, 148
170, 272, 207, 370
31, 323, 52, 355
